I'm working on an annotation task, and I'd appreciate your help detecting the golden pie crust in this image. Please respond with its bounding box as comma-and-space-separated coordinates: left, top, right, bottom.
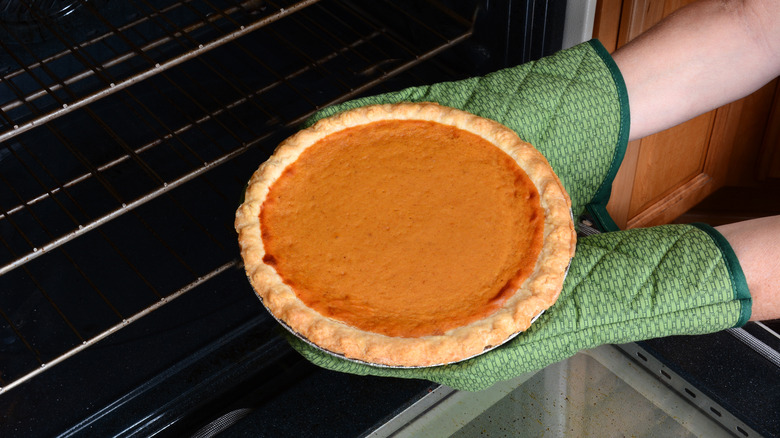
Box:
235, 102, 575, 367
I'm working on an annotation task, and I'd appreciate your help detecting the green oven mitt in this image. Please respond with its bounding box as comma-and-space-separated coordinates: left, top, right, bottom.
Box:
276, 40, 752, 391
287, 224, 751, 391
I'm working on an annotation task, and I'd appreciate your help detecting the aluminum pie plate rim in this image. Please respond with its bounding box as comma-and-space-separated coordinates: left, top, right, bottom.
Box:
257, 209, 575, 369
260, 298, 547, 369
258, 258, 571, 369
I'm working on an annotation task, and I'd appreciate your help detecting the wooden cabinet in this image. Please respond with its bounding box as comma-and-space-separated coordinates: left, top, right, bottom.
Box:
759, 84, 780, 180
593, 0, 780, 229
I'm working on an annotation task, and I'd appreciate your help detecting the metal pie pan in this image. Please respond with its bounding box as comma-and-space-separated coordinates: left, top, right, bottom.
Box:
258, 258, 570, 369
256, 208, 574, 369
261, 296, 547, 369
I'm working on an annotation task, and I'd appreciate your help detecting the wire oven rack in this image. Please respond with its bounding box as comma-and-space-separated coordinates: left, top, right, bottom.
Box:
0, 0, 474, 394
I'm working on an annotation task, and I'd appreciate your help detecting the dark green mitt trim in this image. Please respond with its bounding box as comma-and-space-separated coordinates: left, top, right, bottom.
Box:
690, 223, 752, 327
584, 39, 630, 232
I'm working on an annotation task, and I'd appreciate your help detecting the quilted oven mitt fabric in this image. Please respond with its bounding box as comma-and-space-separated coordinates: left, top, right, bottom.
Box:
279, 40, 752, 391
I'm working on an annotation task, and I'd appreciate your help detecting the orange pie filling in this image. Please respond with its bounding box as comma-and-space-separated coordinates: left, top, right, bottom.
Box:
260, 119, 544, 338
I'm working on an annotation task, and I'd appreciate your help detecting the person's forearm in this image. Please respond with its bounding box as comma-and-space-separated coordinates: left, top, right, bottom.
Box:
612, 0, 780, 141
716, 215, 780, 321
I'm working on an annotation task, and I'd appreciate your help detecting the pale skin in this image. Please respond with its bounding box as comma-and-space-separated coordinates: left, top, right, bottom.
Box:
610, 0, 780, 321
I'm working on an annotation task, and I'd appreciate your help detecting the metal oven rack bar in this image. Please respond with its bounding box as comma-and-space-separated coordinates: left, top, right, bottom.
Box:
0, 0, 474, 393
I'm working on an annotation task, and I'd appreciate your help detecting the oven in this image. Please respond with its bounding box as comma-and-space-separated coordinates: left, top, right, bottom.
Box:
0, 1, 778, 437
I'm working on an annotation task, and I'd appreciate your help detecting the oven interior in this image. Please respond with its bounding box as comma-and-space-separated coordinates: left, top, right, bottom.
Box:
0, 1, 567, 436
1, 1, 779, 437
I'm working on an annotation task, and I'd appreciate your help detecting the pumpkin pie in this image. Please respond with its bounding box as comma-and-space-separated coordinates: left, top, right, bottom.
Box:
235, 102, 575, 367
